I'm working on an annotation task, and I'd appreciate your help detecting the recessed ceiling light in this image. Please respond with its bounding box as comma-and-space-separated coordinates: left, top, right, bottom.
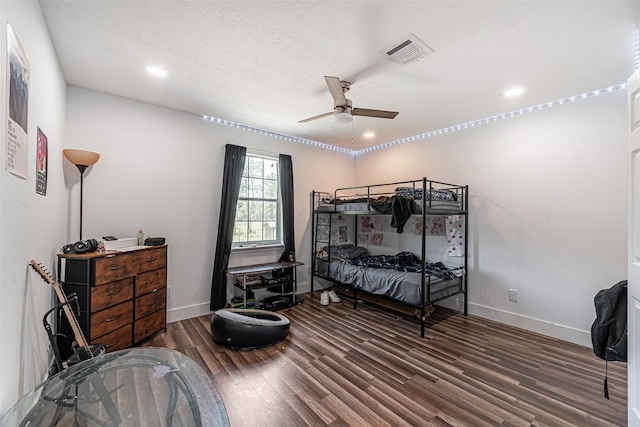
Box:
363, 131, 375, 138
504, 87, 525, 97
146, 65, 167, 77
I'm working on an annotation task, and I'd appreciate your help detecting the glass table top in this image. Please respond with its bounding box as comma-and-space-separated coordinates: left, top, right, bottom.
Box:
0, 347, 230, 427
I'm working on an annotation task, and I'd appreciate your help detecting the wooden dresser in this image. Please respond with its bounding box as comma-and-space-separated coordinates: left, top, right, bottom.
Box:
57, 245, 167, 352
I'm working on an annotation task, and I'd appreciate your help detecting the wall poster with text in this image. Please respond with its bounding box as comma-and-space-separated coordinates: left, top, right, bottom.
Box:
36, 127, 47, 195
6, 24, 30, 179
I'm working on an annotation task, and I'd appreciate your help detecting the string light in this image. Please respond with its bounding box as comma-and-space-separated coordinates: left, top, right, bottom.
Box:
200, 115, 351, 153
202, 83, 626, 157
353, 83, 626, 155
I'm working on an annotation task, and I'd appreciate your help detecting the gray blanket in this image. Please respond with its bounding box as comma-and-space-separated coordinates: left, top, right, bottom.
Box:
320, 259, 462, 306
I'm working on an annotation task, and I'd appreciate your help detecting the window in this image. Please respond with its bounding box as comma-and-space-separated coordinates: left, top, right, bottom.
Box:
232, 154, 281, 248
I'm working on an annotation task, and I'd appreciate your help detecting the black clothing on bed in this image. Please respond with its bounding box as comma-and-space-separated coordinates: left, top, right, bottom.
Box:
390, 196, 414, 233
368, 195, 414, 233
349, 252, 458, 280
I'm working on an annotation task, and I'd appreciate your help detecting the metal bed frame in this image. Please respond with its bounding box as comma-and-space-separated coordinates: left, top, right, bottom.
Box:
311, 177, 469, 337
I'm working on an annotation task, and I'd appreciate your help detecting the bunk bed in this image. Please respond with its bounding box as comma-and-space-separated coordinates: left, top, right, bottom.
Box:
311, 178, 468, 337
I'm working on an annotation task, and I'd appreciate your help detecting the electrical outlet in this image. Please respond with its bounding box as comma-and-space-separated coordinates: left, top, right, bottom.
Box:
508, 289, 518, 302
167, 286, 172, 298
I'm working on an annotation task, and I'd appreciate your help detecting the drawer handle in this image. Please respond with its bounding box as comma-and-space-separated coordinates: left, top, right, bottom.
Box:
105, 315, 122, 322
110, 266, 123, 271
145, 301, 156, 307
146, 257, 157, 262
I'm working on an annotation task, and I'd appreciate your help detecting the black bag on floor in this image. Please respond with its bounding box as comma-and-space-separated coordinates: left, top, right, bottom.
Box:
590, 280, 627, 399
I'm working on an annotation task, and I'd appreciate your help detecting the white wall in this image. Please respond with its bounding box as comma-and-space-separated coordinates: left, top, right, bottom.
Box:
354, 91, 628, 346
64, 86, 626, 351
0, 1, 68, 414
0, 5, 626, 414
64, 86, 355, 322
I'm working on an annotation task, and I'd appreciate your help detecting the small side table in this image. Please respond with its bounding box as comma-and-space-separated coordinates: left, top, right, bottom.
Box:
227, 261, 304, 309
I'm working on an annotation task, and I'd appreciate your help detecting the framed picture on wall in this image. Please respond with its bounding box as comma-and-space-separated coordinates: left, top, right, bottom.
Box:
35, 127, 47, 195
6, 24, 30, 179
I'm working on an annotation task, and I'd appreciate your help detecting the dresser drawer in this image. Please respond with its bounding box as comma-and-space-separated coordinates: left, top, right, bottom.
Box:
135, 288, 166, 320
91, 277, 133, 313
136, 268, 167, 296
91, 324, 132, 352
94, 255, 133, 285
132, 247, 166, 274
91, 301, 133, 339
58, 244, 168, 350
134, 309, 165, 343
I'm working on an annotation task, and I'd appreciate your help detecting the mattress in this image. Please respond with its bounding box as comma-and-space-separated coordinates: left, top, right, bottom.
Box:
316, 200, 462, 213
316, 259, 463, 306
316, 202, 372, 212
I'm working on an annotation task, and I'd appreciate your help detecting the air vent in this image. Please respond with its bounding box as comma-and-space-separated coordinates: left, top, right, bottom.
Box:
382, 34, 434, 65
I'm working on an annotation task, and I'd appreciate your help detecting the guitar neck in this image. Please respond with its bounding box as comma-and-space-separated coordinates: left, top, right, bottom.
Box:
30, 260, 92, 354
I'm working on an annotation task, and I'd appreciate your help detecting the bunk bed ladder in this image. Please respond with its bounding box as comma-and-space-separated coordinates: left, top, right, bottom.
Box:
311, 190, 335, 294
420, 177, 428, 338
311, 191, 317, 294
463, 184, 469, 316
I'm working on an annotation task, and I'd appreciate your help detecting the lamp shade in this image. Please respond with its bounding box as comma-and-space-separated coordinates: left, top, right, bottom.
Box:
63, 149, 100, 166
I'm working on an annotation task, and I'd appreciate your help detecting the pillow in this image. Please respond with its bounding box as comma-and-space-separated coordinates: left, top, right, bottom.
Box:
395, 186, 457, 201
395, 186, 422, 198
429, 189, 457, 201
320, 196, 334, 204
322, 244, 368, 260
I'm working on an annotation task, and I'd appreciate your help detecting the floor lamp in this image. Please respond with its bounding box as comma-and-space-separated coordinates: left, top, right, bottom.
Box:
63, 149, 100, 240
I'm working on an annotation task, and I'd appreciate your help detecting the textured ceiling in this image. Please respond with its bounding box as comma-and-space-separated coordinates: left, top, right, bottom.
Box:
39, 1, 639, 150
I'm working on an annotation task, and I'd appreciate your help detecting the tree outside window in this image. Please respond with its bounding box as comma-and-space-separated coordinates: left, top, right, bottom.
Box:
232, 154, 281, 247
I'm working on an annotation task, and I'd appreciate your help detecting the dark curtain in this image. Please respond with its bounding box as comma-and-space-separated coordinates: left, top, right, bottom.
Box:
210, 144, 246, 310
278, 154, 295, 262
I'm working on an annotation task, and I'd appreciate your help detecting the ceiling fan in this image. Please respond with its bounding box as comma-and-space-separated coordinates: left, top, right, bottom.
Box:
299, 76, 399, 124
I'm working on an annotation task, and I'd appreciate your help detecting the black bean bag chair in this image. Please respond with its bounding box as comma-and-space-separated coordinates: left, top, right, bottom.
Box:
211, 308, 290, 350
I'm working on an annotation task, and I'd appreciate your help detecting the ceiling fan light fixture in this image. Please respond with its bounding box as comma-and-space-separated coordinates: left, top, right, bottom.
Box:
334, 112, 352, 124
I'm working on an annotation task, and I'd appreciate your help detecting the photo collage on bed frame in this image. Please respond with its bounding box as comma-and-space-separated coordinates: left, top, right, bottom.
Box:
316, 213, 465, 259
356, 215, 447, 246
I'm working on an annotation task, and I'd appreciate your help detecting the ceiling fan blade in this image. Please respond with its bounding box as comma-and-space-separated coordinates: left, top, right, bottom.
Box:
298, 111, 333, 123
352, 108, 399, 119
324, 76, 347, 107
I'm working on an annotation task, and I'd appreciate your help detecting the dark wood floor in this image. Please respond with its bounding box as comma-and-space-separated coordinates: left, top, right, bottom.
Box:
143, 293, 627, 426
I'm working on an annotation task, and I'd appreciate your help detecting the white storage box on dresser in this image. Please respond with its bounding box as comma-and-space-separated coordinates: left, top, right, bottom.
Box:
57, 245, 167, 352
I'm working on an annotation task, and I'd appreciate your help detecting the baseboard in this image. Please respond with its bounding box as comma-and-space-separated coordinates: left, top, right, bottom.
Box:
300, 279, 343, 294
168, 283, 313, 324
167, 302, 212, 324
167, 288, 590, 347
298, 282, 592, 347
439, 296, 591, 347
297, 281, 311, 294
